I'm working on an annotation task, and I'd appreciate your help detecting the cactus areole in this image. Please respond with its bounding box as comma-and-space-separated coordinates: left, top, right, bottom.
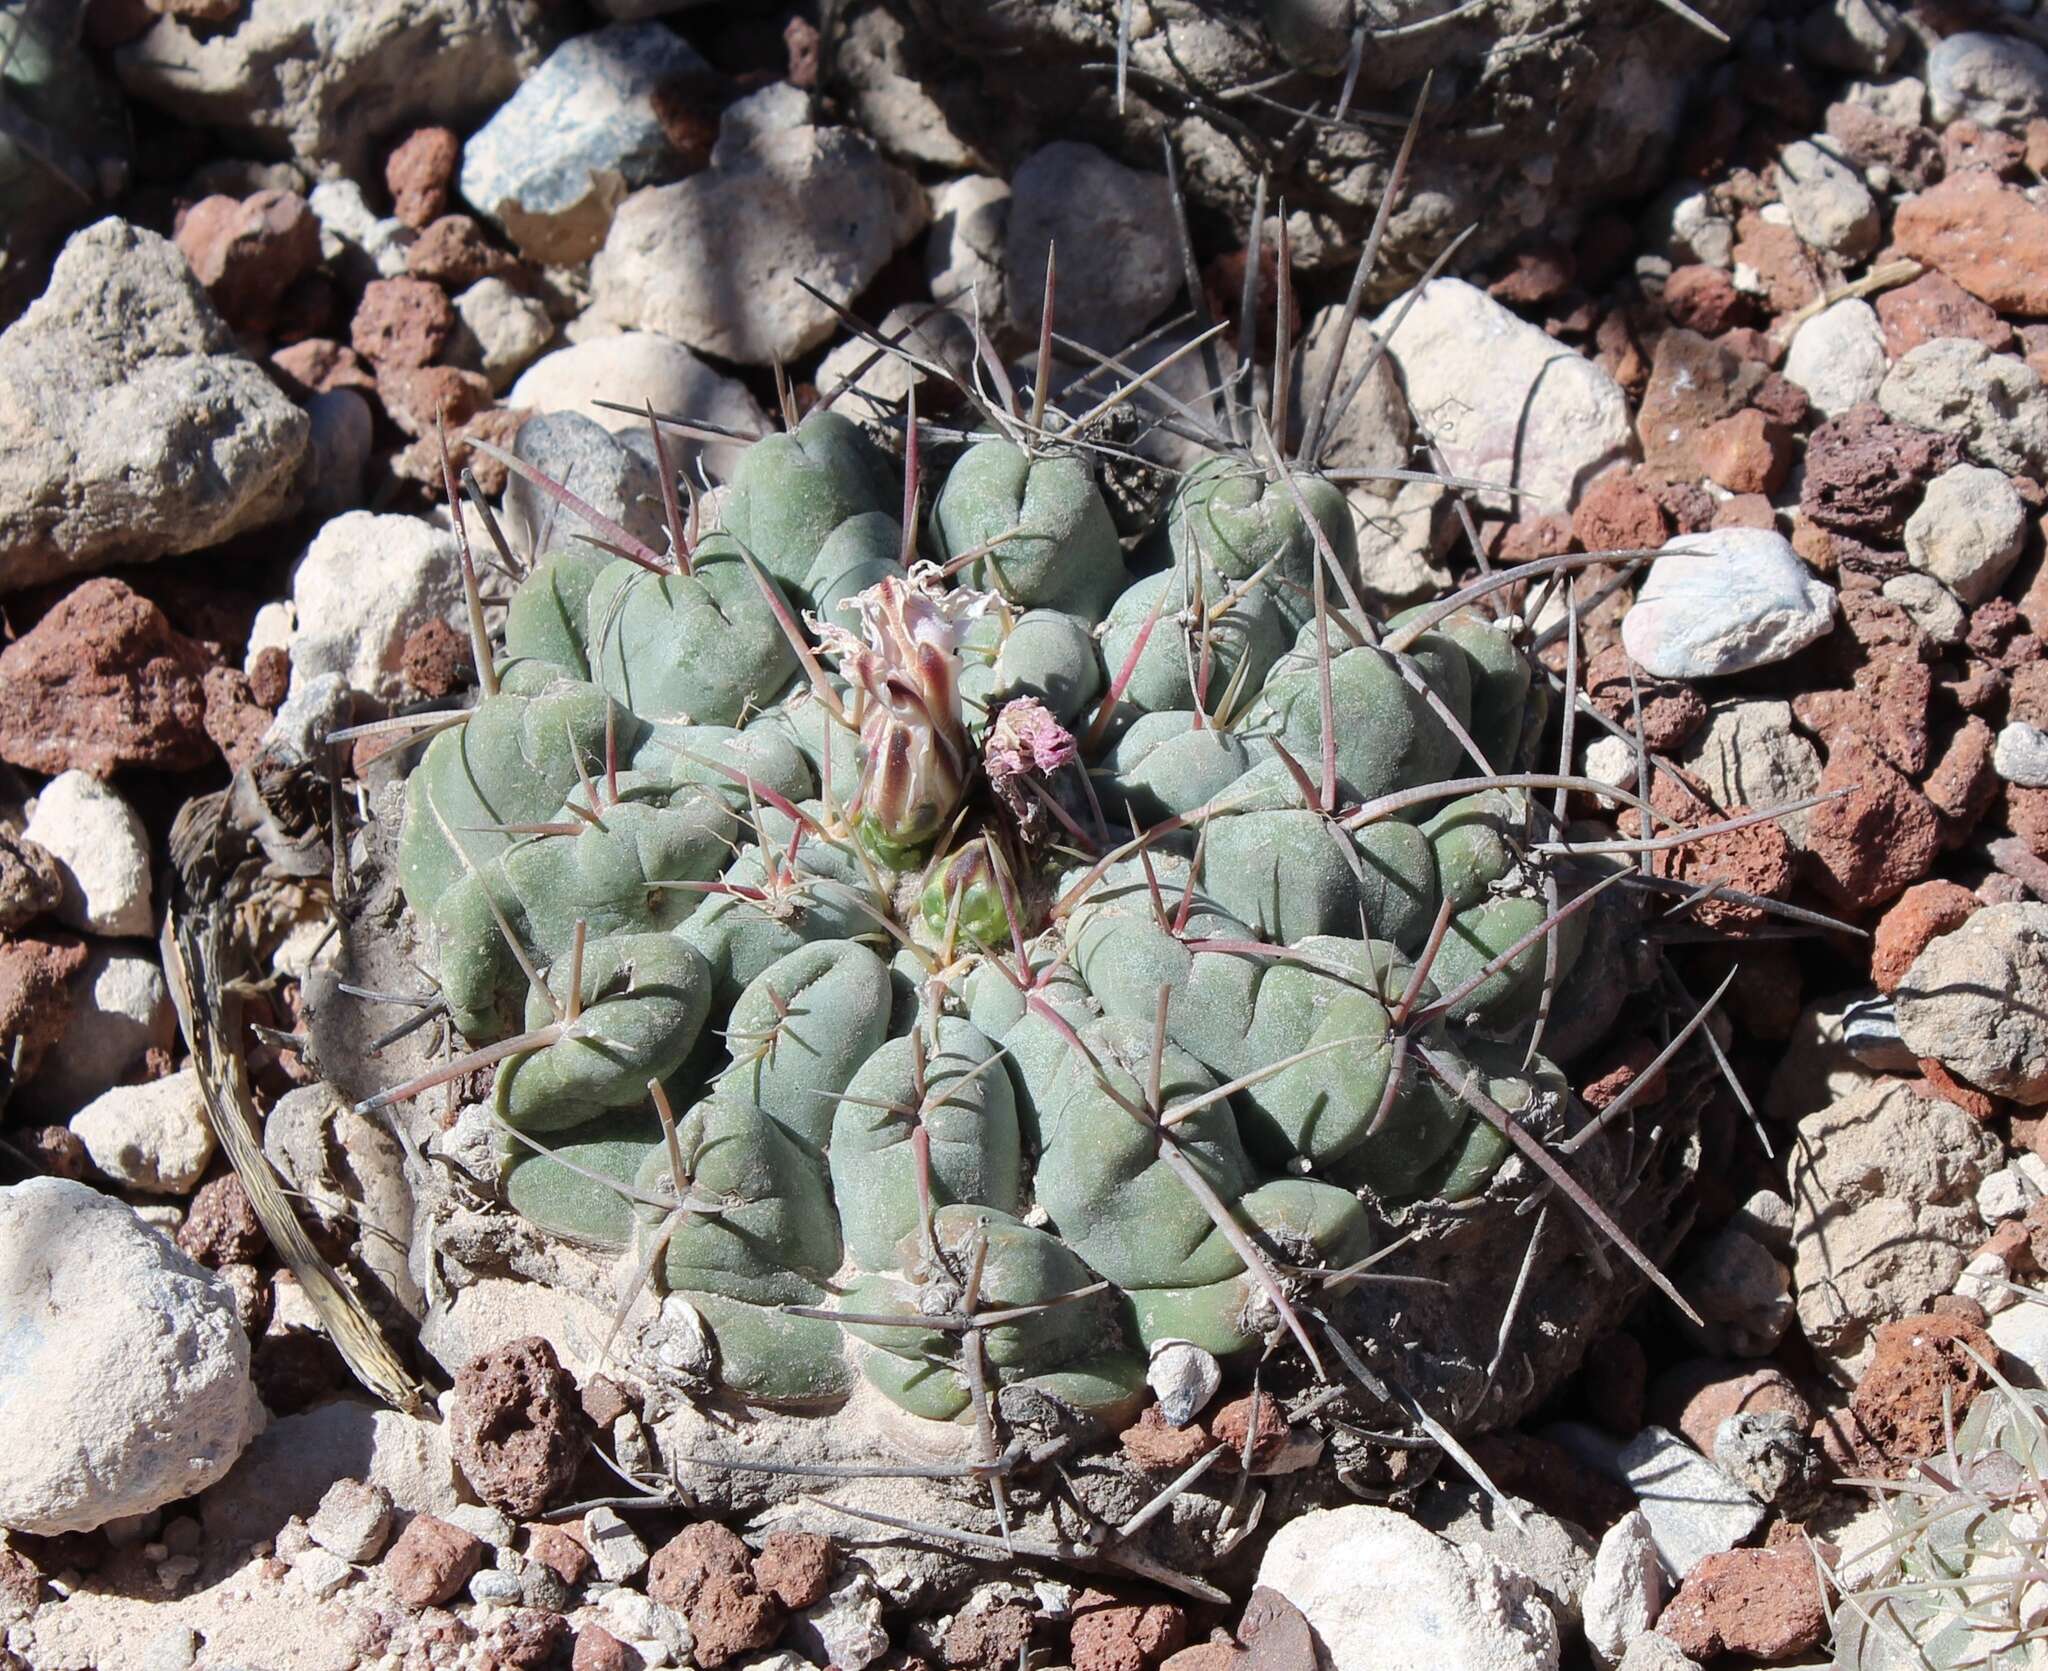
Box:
378, 399, 1696, 1472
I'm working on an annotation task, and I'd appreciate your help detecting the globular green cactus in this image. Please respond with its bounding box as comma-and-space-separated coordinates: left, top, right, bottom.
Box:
377, 361, 1653, 1442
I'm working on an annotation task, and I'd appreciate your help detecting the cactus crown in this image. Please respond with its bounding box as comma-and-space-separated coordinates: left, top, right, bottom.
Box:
365, 246, 1714, 1497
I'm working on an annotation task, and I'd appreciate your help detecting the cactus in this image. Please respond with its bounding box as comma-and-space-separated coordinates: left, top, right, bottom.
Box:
1832, 1369, 2048, 1669
362, 258, 1708, 1487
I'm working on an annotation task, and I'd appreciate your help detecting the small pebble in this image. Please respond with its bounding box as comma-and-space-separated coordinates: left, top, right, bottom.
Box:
1997, 722, 2048, 788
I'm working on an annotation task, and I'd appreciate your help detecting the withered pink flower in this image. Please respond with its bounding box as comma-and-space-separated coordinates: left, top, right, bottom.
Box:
985, 698, 1077, 830
815, 565, 991, 854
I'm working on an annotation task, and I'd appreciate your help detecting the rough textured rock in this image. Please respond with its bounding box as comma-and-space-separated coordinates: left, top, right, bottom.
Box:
1802, 404, 1965, 541
21, 772, 153, 936
289, 512, 466, 703
897, 0, 1762, 286
1905, 463, 2027, 606
1005, 141, 1177, 354
1257, 1503, 1560, 1670
1928, 29, 2048, 128
20, 942, 175, 1115
1583, 1512, 1665, 1670
590, 96, 925, 366
1677, 700, 1822, 845
0, 1179, 260, 1534
0, 579, 214, 776
0, 220, 307, 593
1790, 1079, 2001, 1382
460, 21, 717, 264
1850, 1312, 1998, 1467
115, 0, 562, 179
69, 1070, 216, 1195
507, 335, 769, 485
306, 1478, 395, 1564
1897, 903, 2048, 1103
383, 1513, 485, 1608
1375, 277, 1633, 515
1621, 529, 1835, 678
174, 188, 322, 333
450, 1337, 586, 1519
449, 278, 554, 391
1657, 1549, 1825, 1661
1872, 881, 1979, 994
1775, 137, 1879, 256
1617, 1427, 1767, 1577
1783, 298, 1887, 419
1878, 336, 2048, 477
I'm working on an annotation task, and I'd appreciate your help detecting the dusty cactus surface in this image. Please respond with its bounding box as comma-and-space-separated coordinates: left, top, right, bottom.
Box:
334, 313, 1701, 1562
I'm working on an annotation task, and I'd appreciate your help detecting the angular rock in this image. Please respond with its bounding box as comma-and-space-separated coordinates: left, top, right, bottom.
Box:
1783, 298, 1886, 420
386, 125, 460, 229
22, 771, 153, 936
1877, 269, 2016, 360
174, 188, 322, 333
1802, 403, 1965, 541
460, 22, 718, 265
449, 278, 553, 391
1376, 277, 1633, 515
1584, 1512, 1665, 1670
926, 174, 1009, 313
1897, 902, 2048, 1103
0, 220, 306, 593
1790, 1078, 2000, 1382
1881, 338, 2048, 478
1905, 463, 2027, 606
507, 333, 768, 484
383, 1512, 484, 1608
590, 99, 924, 366
1006, 141, 1177, 355
70, 1069, 215, 1195
308, 178, 415, 282
1678, 701, 1822, 846
289, 512, 465, 703
1895, 174, 2048, 319
1658, 1548, 1825, 1661
1635, 329, 1764, 482
115, 0, 562, 179
1929, 29, 2048, 128
0, 1179, 260, 1534
1617, 1427, 1766, 1579
1621, 529, 1835, 678
1256, 1503, 1561, 1670
307, 1478, 394, 1564
1775, 138, 1879, 256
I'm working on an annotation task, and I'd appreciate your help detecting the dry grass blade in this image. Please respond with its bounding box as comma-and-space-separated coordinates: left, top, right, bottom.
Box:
162, 904, 428, 1414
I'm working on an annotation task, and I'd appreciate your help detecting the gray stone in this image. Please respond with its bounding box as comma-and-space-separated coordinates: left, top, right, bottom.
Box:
200, 1399, 463, 1550
1775, 139, 1879, 257
288, 512, 465, 703
290, 1545, 354, 1598
1841, 989, 1915, 1072
1789, 1078, 2000, 1382
1374, 277, 1634, 516
1295, 302, 1413, 497
0, 1180, 260, 1534
1783, 298, 1887, 419
1802, 0, 1906, 73
0, 219, 307, 594
499, 410, 667, 561
1617, 1427, 1766, 1579
26, 943, 175, 1115
1677, 699, 1822, 845
1906, 463, 2027, 606
507, 333, 769, 485
305, 389, 374, 525
1929, 29, 2048, 129
590, 103, 925, 366
460, 22, 716, 265
469, 1567, 524, 1606
839, 5, 981, 170
1673, 1226, 1792, 1359
449, 279, 554, 392
926, 174, 1009, 313
70, 1069, 216, 1195
138, 1625, 201, 1671
789, 1570, 891, 1670
1619, 1635, 1701, 1671
583, 1505, 648, 1582
1897, 903, 2048, 1104
307, 1478, 393, 1563
1584, 1511, 1665, 1670
22, 770, 153, 936
1418, 1481, 1595, 1636
1621, 529, 1836, 678
1258, 1503, 1561, 1671
1647, 186, 1734, 268
115, 0, 562, 179
1879, 338, 2048, 478
1005, 142, 1178, 356
816, 304, 979, 421
1997, 722, 2048, 788
307, 179, 414, 282
1989, 1297, 2048, 1385
1882, 570, 1968, 645
1146, 1340, 1222, 1428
